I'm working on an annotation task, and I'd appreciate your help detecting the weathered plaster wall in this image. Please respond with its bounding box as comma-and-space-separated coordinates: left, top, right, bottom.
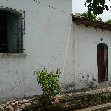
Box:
73, 23, 111, 89
61, 22, 76, 90
62, 22, 111, 90
0, 0, 72, 100
2, 0, 110, 99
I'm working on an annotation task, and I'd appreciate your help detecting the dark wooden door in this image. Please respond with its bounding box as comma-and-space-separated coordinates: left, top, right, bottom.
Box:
97, 44, 107, 82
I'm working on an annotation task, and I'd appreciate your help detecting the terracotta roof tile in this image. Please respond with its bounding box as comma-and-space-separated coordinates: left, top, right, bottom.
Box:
72, 15, 111, 31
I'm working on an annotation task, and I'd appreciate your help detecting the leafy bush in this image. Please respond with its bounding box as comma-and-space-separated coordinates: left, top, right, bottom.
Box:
76, 11, 103, 21
34, 68, 61, 98
80, 11, 96, 20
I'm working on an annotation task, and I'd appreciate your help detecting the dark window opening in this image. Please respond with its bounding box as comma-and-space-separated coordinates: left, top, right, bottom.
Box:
97, 43, 108, 82
0, 10, 23, 53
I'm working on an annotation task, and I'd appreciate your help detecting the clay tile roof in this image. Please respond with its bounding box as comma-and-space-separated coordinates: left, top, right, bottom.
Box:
72, 14, 111, 31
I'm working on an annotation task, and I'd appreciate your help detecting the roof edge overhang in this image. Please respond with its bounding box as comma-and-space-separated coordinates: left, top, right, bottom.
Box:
72, 14, 111, 31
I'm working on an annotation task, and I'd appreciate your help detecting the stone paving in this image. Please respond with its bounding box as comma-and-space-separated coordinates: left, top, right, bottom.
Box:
74, 87, 111, 111
1, 87, 111, 111
0, 97, 38, 111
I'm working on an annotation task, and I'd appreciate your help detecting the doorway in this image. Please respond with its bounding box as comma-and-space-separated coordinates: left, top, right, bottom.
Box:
97, 43, 108, 82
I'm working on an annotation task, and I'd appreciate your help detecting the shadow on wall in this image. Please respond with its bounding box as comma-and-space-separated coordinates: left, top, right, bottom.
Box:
62, 77, 98, 92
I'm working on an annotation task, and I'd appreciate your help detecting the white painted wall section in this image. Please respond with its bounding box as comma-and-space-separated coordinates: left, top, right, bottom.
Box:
0, 0, 72, 100
66, 23, 111, 89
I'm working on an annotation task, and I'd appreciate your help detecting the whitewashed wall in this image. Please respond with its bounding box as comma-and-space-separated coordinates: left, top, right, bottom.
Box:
0, 0, 72, 100
1, 0, 109, 100
62, 22, 111, 90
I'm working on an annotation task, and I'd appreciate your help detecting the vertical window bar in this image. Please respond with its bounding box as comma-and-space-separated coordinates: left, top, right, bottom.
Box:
19, 11, 25, 53
22, 11, 25, 34
21, 11, 25, 53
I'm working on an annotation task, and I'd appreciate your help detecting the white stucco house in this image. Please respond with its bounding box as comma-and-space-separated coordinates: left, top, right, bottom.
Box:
62, 15, 111, 91
0, 0, 111, 100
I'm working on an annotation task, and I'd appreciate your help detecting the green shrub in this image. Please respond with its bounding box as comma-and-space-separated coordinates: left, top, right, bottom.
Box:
80, 11, 96, 20
34, 68, 61, 98
76, 11, 103, 21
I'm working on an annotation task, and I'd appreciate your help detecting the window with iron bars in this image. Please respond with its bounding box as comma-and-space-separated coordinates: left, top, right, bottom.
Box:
0, 9, 25, 53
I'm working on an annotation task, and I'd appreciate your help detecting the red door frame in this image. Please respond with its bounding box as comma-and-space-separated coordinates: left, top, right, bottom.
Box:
97, 43, 108, 82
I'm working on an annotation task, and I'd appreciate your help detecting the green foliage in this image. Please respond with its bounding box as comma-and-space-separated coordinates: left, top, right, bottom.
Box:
85, 0, 110, 15
34, 68, 61, 98
80, 11, 96, 20
79, 12, 102, 21
106, 19, 111, 24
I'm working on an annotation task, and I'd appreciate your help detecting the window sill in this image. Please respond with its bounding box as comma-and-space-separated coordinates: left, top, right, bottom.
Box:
0, 53, 27, 58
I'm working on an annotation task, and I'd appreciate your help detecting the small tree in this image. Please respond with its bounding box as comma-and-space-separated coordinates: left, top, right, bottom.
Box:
34, 68, 61, 105
85, 0, 109, 15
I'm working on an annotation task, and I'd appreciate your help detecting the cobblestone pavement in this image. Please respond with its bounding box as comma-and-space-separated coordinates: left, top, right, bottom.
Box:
1, 87, 111, 111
